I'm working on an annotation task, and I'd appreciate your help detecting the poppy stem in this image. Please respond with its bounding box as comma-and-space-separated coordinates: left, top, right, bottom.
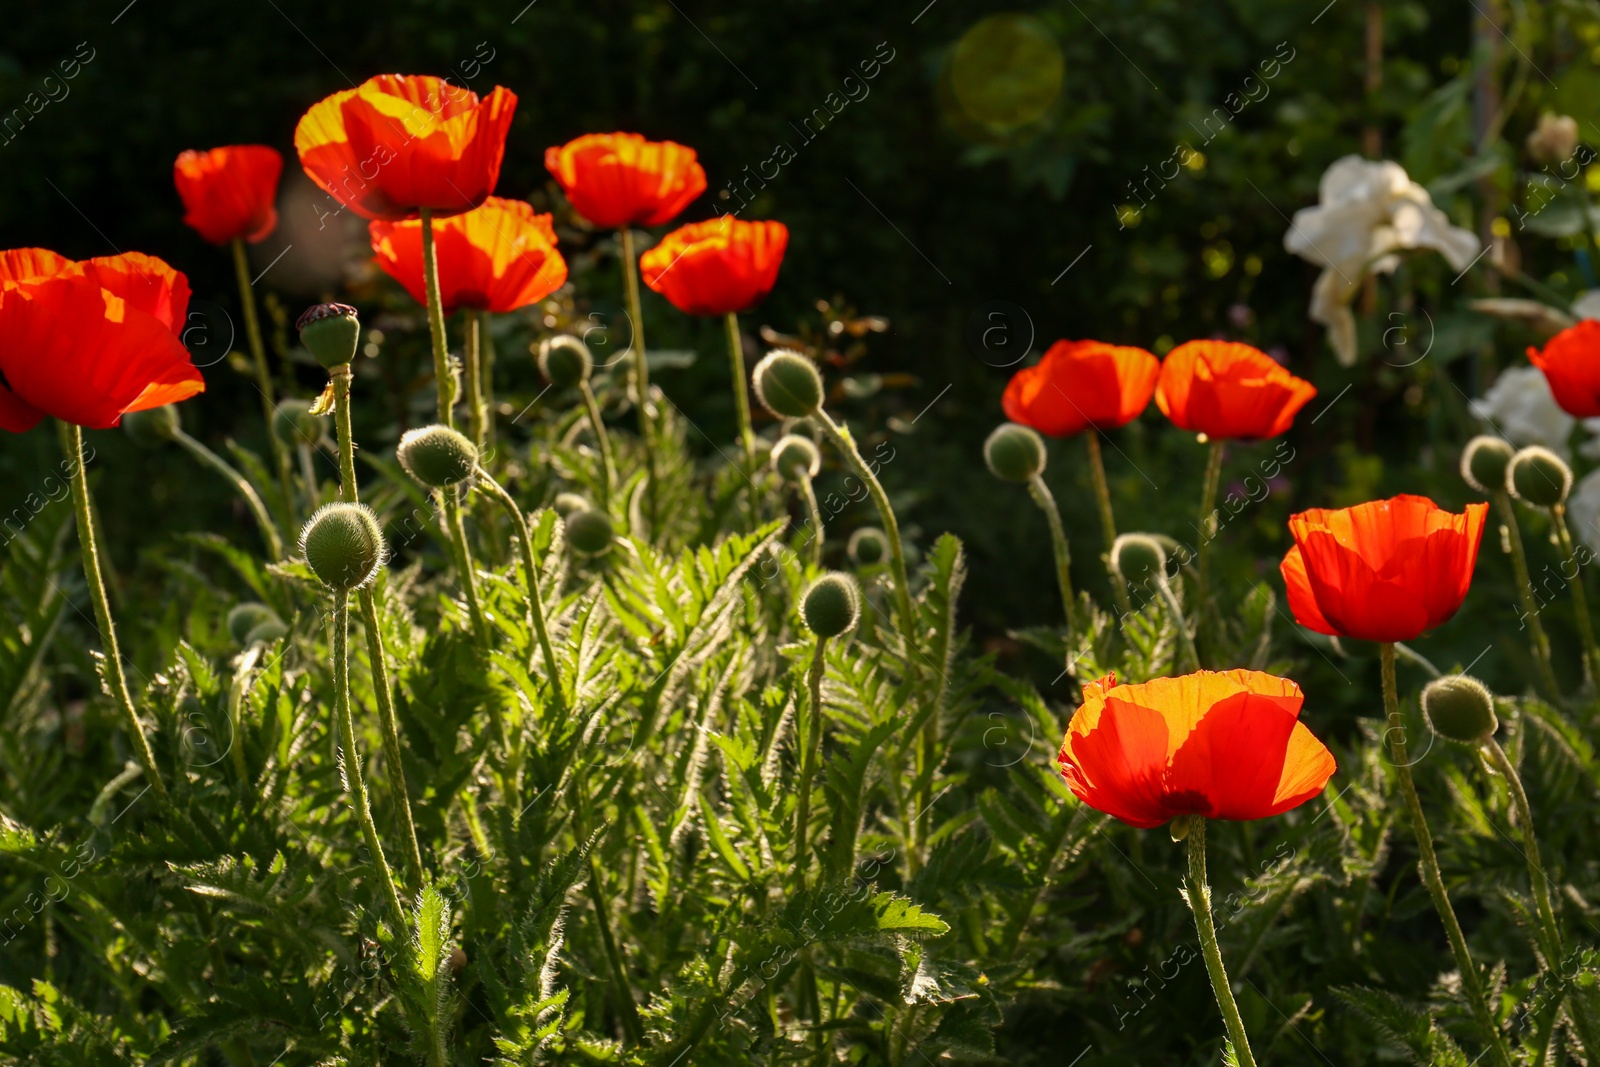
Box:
169, 428, 284, 560
725, 311, 759, 497
463, 310, 486, 452
1481, 737, 1562, 963
1182, 817, 1258, 1067
1195, 437, 1225, 622
231, 236, 297, 532
815, 410, 914, 639
418, 208, 456, 428
577, 379, 617, 510
1381, 643, 1515, 1067
474, 468, 566, 714
792, 634, 830, 889
1026, 474, 1075, 634
797, 474, 824, 567
1550, 505, 1600, 687
1155, 575, 1201, 673
57, 421, 167, 804
331, 363, 424, 890
619, 226, 659, 534
1086, 431, 1134, 618
1494, 491, 1561, 700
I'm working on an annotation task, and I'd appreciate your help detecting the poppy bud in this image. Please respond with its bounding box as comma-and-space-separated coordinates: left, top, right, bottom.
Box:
1112, 533, 1167, 589
226, 602, 284, 647
1460, 435, 1514, 495
397, 425, 479, 488
539, 335, 592, 389
848, 526, 888, 566
565, 508, 614, 556
802, 572, 861, 638
1526, 113, 1580, 166
553, 492, 590, 517
771, 434, 821, 483
296, 302, 361, 370
301, 502, 384, 591
275, 398, 327, 448
1421, 674, 1499, 745
122, 405, 180, 447
1508, 446, 1573, 508
984, 423, 1046, 483
753, 349, 823, 418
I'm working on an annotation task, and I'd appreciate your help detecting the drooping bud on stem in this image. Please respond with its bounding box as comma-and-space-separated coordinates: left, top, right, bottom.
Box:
538, 334, 592, 389
275, 398, 327, 448
301, 502, 385, 591
296, 302, 361, 370
122, 404, 180, 447
1460, 435, 1514, 495
848, 526, 888, 566
1111, 533, 1168, 590
397, 425, 479, 489
983, 422, 1046, 483
565, 507, 615, 556
771, 433, 821, 483
226, 602, 285, 647
1508, 446, 1573, 508
802, 572, 861, 638
753, 349, 823, 418
1421, 674, 1499, 745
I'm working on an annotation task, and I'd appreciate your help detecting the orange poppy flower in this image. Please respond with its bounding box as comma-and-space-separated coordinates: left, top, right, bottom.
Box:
173, 145, 283, 245
1058, 669, 1336, 829
544, 132, 707, 230
295, 74, 517, 222
369, 197, 569, 314
1002, 339, 1159, 437
1528, 320, 1600, 417
0, 249, 202, 432
1280, 494, 1488, 643
1155, 340, 1316, 440
639, 218, 788, 317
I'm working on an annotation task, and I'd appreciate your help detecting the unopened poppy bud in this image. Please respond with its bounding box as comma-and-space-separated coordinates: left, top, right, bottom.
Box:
275, 398, 327, 447
753, 349, 823, 418
397, 425, 478, 488
1421, 674, 1499, 745
984, 423, 1046, 483
1460, 435, 1514, 495
296, 302, 361, 370
1508, 446, 1573, 508
539, 335, 591, 389
802, 572, 861, 638
848, 526, 888, 566
771, 434, 821, 483
1527, 113, 1580, 166
1112, 533, 1167, 589
122, 405, 180, 447
226, 602, 283, 647
301, 502, 384, 591
565, 508, 614, 556
553, 492, 590, 516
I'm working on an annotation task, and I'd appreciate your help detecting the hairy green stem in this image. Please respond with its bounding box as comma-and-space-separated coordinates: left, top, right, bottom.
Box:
171, 428, 284, 560
588, 856, 644, 1043
792, 636, 830, 887
1195, 437, 1224, 622
726, 311, 758, 487
1026, 474, 1074, 633
464, 309, 486, 451
578, 379, 617, 509
232, 237, 297, 531
1551, 505, 1600, 687
1482, 738, 1561, 962
1382, 643, 1514, 1067
475, 470, 566, 713
620, 227, 658, 532
58, 421, 166, 802
1156, 577, 1200, 673
797, 475, 823, 567
1086, 430, 1134, 618
1495, 491, 1561, 700
815, 410, 912, 637
419, 208, 455, 428
1183, 818, 1258, 1067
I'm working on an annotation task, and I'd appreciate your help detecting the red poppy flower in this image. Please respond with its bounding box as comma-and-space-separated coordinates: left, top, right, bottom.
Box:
173, 145, 283, 245
639, 218, 788, 317
1280, 494, 1487, 643
1058, 669, 1336, 829
295, 74, 517, 222
544, 132, 707, 230
0, 250, 202, 432
1002, 339, 1159, 437
1155, 340, 1316, 440
1528, 320, 1600, 417
369, 198, 569, 314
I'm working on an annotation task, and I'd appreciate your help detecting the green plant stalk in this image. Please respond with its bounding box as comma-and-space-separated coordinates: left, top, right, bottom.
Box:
445, 490, 492, 650
464, 310, 487, 451
170, 428, 284, 560
815, 410, 913, 637
1551, 505, 1600, 687
620, 226, 658, 532
797, 475, 823, 567
577, 379, 617, 509
481, 313, 498, 452
419, 208, 455, 428
232, 237, 297, 531
1482, 738, 1561, 963
1086, 430, 1134, 618
1495, 491, 1561, 700
330, 364, 424, 887
1183, 817, 1257, 1067
1195, 437, 1224, 619
1026, 474, 1074, 633
587, 858, 644, 1043
1381, 643, 1514, 1067
58, 421, 167, 803
792, 636, 830, 887
1155, 576, 1200, 673
330, 588, 409, 938
297, 441, 321, 513
475, 470, 566, 713
725, 311, 758, 483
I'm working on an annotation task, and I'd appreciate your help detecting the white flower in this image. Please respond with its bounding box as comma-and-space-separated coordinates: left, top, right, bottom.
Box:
1284, 156, 1481, 366
1568, 468, 1600, 554
1469, 366, 1573, 454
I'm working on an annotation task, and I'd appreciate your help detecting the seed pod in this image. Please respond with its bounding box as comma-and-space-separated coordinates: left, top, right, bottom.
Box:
301, 502, 384, 591
122, 405, 180, 447
1508, 446, 1572, 508
771, 434, 821, 483
397, 425, 479, 488
565, 508, 614, 556
296, 302, 361, 370
1460, 435, 1514, 495
1422, 674, 1499, 745
753, 349, 823, 418
539, 335, 592, 389
848, 526, 888, 566
983, 423, 1046, 483
802, 572, 861, 638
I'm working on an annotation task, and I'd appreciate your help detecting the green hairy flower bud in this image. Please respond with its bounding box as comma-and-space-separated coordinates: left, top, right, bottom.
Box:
1422, 674, 1499, 745
753, 349, 823, 418
565, 508, 614, 556
983, 423, 1046, 483
122, 405, 180, 447
1460, 435, 1514, 495
539, 335, 592, 389
226, 603, 283, 647
296, 302, 361, 370
848, 526, 888, 566
275, 398, 327, 447
1508, 446, 1572, 508
1112, 533, 1167, 589
802, 572, 861, 638
301, 502, 384, 591
553, 492, 590, 517
771, 434, 821, 482
397, 425, 479, 488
